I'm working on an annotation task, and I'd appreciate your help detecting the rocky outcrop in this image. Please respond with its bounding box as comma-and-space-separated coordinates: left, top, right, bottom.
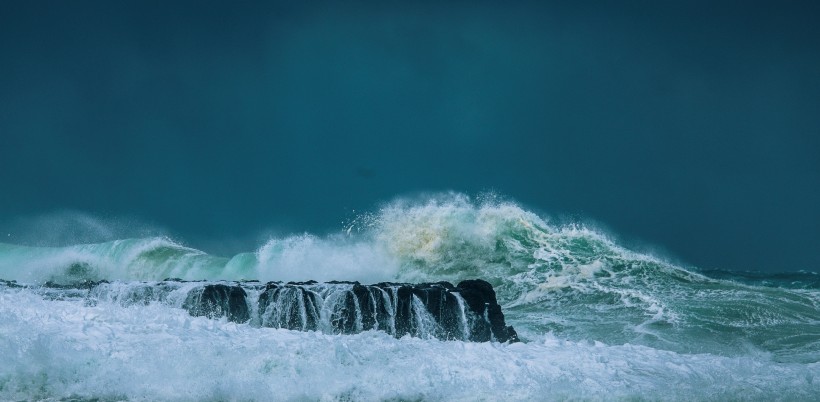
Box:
3, 278, 517, 342
183, 284, 250, 323
256, 279, 518, 342
456, 279, 519, 343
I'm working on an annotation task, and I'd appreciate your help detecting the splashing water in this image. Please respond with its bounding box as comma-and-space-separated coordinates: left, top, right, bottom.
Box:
1, 194, 819, 400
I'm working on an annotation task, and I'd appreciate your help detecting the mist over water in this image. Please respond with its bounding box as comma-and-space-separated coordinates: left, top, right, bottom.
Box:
2, 194, 819, 356
1, 1, 820, 400
2, 194, 820, 400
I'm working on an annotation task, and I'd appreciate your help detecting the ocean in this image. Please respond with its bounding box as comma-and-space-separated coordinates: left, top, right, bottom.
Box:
1, 194, 817, 400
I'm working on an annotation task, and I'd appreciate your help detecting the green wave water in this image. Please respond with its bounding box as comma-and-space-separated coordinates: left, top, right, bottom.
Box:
1, 194, 818, 364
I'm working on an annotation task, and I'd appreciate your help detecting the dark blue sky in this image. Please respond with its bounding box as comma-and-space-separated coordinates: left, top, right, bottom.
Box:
1, 1, 818, 272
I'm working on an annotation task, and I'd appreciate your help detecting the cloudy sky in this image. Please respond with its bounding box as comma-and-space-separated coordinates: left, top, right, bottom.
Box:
1, 1, 818, 272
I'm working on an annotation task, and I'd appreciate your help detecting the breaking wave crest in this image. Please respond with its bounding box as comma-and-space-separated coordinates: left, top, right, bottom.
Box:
1, 194, 819, 363
0, 194, 695, 286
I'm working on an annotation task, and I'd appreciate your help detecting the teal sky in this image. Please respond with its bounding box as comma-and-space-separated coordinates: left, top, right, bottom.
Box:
1, 1, 818, 272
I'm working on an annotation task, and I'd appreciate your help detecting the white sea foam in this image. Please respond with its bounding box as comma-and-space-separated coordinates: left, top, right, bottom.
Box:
1, 286, 817, 401
251, 233, 399, 283
0, 194, 676, 287
1, 194, 819, 372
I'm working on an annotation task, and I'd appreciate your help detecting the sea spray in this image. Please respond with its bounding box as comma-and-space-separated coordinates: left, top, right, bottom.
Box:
0, 285, 817, 401
1, 194, 819, 399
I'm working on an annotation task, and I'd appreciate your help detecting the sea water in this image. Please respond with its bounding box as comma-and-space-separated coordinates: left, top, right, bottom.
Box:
1, 194, 818, 400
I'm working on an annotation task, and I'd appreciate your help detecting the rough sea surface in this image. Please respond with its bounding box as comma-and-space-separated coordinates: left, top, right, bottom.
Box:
1, 195, 818, 400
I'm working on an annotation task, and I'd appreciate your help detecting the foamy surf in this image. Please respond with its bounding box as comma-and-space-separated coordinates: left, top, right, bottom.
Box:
1, 286, 817, 401
1, 194, 818, 400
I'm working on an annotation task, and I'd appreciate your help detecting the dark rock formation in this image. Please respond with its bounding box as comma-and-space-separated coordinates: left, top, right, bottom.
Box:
258, 282, 321, 331
44, 279, 108, 289
456, 279, 519, 343
257, 279, 519, 342
1, 278, 517, 342
0, 279, 23, 288
183, 284, 250, 323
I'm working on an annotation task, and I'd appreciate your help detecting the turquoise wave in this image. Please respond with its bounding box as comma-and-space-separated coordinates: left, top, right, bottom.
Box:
1, 194, 818, 362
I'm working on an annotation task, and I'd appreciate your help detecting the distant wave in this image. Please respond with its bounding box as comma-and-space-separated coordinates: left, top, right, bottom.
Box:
1, 193, 819, 362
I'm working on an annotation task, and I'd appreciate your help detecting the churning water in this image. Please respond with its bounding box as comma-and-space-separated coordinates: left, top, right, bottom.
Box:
1, 195, 818, 400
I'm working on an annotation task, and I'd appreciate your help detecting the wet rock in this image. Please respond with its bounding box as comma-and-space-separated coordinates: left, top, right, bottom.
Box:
456, 279, 518, 343
258, 284, 321, 331
17, 278, 518, 342
183, 284, 249, 323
